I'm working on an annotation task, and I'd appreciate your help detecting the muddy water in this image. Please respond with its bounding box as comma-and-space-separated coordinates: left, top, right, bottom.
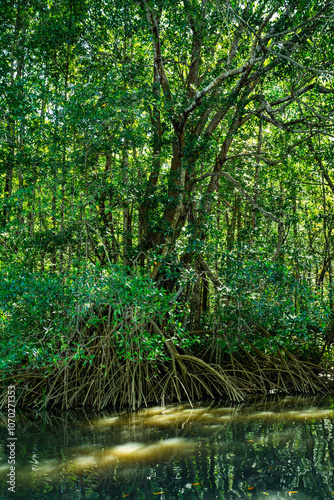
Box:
1, 396, 334, 499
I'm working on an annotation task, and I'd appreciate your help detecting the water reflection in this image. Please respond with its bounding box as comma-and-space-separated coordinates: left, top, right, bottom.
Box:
1, 396, 334, 499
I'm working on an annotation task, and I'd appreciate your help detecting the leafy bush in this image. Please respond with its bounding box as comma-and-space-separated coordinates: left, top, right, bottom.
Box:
0, 264, 186, 372
201, 248, 330, 357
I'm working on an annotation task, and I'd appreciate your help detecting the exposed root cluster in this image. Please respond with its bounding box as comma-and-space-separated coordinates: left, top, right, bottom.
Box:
0, 336, 332, 411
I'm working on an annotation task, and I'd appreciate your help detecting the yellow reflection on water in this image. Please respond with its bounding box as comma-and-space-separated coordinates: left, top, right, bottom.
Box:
28, 437, 197, 480
4, 399, 334, 491
94, 403, 334, 430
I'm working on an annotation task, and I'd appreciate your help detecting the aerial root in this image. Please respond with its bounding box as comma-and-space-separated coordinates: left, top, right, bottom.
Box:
0, 340, 332, 410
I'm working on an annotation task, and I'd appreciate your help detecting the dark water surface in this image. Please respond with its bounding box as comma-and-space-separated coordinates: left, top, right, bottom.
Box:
1, 396, 334, 499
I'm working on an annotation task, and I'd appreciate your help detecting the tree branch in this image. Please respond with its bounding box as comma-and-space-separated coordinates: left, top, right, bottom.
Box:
266, 48, 334, 76
142, 0, 175, 115
182, 56, 263, 118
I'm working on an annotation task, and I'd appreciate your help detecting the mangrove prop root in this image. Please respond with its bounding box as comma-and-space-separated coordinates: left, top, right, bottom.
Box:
0, 335, 333, 410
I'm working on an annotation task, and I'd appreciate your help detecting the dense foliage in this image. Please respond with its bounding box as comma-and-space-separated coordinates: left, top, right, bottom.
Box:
1, 0, 334, 408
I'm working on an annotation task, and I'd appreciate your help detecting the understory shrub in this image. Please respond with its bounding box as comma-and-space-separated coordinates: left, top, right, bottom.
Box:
0, 264, 192, 373
198, 249, 330, 360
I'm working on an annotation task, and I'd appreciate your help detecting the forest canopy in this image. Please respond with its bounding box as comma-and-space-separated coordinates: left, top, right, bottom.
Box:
1, 0, 334, 409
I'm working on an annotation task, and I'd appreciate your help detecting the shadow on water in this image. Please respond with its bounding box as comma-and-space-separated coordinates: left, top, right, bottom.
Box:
1, 395, 334, 499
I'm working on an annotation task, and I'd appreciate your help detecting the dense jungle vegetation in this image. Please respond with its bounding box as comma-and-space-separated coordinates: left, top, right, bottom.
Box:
1, 0, 334, 410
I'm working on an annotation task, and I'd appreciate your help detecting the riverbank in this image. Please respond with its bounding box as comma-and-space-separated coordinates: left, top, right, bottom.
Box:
1, 343, 333, 411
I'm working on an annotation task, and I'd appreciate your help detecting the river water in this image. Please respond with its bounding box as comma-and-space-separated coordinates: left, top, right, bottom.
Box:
1, 396, 334, 499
